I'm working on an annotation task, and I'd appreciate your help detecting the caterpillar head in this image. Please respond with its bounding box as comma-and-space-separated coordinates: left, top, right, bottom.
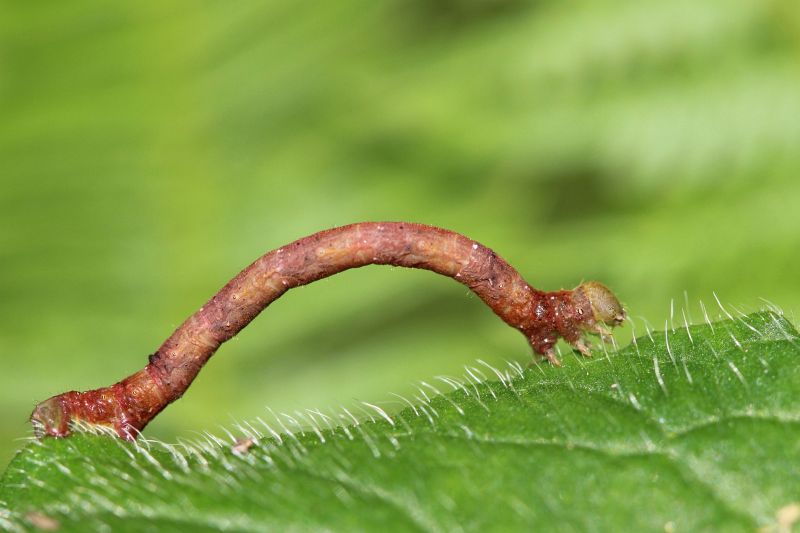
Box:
574, 281, 625, 327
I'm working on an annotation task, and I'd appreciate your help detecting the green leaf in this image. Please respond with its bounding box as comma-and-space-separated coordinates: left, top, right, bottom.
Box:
2, 311, 799, 532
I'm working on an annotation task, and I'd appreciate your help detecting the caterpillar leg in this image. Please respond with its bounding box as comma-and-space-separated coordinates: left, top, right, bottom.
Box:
573, 338, 593, 358
570, 323, 620, 359
534, 337, 592, 366
592, 323, 615, 343
541, 348, 562, 367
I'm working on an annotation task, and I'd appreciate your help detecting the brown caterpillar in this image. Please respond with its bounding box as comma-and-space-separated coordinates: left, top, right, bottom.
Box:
31, 222, 625, 439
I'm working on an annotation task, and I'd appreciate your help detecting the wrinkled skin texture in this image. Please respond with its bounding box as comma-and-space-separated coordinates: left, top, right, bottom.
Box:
31, 222, 625, 439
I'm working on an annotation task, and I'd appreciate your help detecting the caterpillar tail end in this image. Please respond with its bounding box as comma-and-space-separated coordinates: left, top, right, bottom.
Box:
30, 395, 72, 438
30, 390, 140, 441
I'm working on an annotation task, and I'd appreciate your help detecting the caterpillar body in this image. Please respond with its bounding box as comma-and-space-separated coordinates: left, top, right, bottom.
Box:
31, 222, 625, 439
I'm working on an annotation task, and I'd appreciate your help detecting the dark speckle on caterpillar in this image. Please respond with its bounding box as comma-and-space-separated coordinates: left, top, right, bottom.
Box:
30, 222, 625, 440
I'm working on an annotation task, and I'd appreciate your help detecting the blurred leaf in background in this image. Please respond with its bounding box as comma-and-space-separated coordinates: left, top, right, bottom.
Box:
1, 0, 799, 467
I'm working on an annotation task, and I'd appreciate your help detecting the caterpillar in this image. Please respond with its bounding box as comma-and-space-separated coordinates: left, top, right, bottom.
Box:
30, 222, 625, 439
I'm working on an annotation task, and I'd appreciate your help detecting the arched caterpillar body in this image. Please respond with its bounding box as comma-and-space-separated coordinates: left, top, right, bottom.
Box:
31, 222, 625, 439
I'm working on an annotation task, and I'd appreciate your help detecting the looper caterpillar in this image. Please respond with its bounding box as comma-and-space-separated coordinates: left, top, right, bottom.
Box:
31, 222, 625, 439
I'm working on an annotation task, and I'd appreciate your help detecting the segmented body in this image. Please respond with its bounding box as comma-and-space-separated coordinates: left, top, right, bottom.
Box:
31, 222, 624, 439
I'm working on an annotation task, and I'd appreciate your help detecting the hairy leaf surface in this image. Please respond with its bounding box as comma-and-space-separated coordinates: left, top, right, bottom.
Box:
2, 311, 799, 532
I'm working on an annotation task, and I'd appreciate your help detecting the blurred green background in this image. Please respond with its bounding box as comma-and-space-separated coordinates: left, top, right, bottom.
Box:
1, 0, 799, 467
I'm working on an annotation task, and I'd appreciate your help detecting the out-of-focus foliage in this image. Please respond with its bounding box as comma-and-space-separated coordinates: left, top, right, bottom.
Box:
1, 0, 798, 466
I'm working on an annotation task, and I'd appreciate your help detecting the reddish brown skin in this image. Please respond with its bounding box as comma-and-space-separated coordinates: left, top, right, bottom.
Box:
30, 222, 621, 440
